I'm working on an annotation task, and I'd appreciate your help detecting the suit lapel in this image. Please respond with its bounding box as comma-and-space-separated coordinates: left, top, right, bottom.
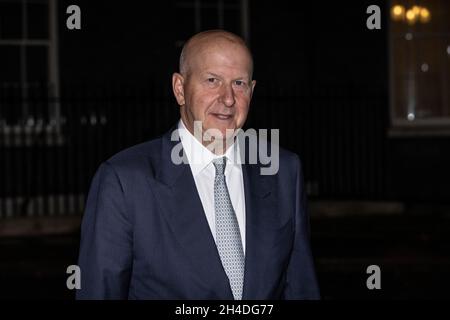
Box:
240, 151, 279, 299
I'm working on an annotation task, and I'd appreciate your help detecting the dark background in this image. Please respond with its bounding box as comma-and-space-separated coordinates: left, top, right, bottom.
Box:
0, 0, 449, 299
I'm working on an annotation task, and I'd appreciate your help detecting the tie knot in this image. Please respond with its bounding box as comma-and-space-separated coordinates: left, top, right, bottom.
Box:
213, 157, 227, 175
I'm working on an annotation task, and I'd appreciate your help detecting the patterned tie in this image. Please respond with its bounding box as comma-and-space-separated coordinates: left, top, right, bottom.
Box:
213, 157, 245, 300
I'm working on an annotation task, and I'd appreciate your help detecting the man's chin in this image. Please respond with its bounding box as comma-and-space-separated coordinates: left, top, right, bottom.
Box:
204, 136, 236, 155
203, 124, 236, 137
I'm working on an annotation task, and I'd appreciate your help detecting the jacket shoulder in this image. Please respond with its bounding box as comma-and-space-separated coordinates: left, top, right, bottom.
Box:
108, 137, 161, 163
277, 146, 302, 173
102, 135, 165, 179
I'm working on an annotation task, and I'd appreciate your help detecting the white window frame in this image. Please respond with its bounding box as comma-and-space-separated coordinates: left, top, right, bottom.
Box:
388, 0, 450, 136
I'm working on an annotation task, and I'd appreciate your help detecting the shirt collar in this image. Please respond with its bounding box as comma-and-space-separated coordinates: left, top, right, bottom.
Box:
177, 119, 241, 177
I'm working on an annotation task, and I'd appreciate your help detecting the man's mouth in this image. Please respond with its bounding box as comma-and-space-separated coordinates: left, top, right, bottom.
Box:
211, 113, 233, 120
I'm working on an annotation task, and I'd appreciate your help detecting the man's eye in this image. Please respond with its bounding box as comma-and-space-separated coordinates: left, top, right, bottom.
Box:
235, 80, 245, 86
207, 78, 217, 83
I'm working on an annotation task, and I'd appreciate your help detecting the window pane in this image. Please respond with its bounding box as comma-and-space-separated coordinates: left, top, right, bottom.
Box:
414, 37, 445, 119
392, 75, 408, 119
0, 44, 21, 123
0, 45, 21, 82
27, 1, 48, 39
0, 1, 22, 39
26, 46, 48, 83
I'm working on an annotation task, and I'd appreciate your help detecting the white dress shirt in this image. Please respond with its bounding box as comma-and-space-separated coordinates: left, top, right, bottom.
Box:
177, 119, 246, 254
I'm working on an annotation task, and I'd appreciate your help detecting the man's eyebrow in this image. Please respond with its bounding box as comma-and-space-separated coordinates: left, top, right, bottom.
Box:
204, 72, 250, 81
204, 72, 222, 78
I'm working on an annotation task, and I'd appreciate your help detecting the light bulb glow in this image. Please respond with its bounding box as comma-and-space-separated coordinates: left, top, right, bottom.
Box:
391, 5, 406, 21
419, 8, 431, 23
406, 9, 417, 25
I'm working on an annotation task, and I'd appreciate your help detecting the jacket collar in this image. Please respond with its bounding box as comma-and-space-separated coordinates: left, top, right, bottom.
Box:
150, 124, 277, 299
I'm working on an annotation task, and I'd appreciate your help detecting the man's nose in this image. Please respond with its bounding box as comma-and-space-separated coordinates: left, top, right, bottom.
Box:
219, 84, 235, 107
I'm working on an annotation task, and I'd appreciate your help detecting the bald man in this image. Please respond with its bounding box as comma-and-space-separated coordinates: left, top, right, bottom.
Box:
77, 30, 320, 300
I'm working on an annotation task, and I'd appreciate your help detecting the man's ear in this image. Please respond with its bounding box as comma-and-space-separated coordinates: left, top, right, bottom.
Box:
250, 80, 256, 98
172, 73, 186, 106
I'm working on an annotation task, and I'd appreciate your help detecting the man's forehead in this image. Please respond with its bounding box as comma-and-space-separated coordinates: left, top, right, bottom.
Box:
189, 49, 253, 79
180, 30, 253, 76
187, 36, 249, 60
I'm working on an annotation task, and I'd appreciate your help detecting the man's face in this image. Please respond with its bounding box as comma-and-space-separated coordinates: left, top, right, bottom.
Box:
173, 40, 256, 142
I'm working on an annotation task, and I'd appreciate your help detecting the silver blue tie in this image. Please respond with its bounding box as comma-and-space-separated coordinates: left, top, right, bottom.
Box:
213, 157, 245, 300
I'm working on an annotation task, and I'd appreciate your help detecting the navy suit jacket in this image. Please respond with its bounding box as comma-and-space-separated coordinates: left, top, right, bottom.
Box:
76, 126, 320, 299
